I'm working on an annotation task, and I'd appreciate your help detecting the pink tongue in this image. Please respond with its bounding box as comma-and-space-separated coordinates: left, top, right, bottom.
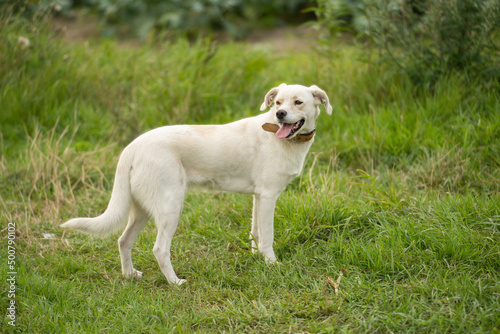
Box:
276, 123, 294, 138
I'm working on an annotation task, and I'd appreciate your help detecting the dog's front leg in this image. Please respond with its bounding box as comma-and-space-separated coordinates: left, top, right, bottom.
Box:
250, 194, 260, 255
252, 192, 279, 263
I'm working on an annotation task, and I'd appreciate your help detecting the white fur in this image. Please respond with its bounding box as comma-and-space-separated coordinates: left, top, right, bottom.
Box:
61, 84, 332, 285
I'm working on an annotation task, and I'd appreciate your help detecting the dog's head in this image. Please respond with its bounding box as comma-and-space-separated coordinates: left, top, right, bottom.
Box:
260, 83, 332, 140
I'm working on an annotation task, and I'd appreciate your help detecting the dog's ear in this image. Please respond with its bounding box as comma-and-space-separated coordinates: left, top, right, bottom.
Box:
309, 85, 332, 115
260, 83, 287, 111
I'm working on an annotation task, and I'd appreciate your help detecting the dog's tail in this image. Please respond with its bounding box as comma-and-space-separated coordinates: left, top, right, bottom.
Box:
61, 149, 133, 236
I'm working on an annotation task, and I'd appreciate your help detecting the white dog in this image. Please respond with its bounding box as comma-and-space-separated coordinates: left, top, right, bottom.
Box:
62, 83, 332, 285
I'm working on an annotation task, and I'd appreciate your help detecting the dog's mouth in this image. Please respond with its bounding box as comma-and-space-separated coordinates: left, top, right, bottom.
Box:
276, 119, 305, 139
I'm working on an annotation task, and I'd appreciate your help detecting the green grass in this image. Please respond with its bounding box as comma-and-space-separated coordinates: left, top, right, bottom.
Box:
1, 13, 500, 333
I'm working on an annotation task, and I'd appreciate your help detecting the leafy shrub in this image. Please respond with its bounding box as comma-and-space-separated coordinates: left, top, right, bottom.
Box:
312, 0, 367, 37
367, 0, 500, 84
314, 0, 500, 85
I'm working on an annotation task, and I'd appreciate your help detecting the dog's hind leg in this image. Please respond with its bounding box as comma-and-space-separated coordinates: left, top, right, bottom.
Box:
151, 184, 187, 285
118, 202, 149, 280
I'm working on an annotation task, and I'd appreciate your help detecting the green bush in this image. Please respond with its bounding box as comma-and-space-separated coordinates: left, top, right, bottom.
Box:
366, 0, 500, 84
312, 0, 367, 37
315, 0, 500, 85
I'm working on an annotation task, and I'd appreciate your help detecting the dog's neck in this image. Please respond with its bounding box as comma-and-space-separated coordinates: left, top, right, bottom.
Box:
261, 123, 315, 143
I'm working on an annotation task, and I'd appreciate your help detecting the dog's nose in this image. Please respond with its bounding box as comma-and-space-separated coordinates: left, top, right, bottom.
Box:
276, 109, 287, 120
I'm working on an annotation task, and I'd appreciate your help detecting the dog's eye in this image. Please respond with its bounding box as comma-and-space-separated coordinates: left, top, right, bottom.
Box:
294, 100, 303, 105
275, 101, 281, 106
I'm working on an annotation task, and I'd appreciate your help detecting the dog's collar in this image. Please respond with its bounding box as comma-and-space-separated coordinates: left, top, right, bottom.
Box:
261, 123, 315, 142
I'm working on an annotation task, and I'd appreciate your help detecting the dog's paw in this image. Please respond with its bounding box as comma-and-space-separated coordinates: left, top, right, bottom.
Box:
133, 269, 143, 280
123, 268, 143, 280
264, 253, 278, 264
172, 278, 187, 286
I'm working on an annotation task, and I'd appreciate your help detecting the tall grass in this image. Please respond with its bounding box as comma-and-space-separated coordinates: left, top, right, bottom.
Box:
1, 12, 499, 333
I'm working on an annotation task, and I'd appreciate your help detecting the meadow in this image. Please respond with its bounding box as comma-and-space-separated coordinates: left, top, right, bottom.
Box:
1, 13, 499, 333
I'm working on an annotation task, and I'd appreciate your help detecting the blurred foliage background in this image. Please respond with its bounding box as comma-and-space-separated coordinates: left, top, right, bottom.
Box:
7, 0, 500, 86
10, 0, 314, 39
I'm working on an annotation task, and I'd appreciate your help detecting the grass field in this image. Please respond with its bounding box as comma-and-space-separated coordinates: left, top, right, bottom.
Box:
1, 13, 500, 333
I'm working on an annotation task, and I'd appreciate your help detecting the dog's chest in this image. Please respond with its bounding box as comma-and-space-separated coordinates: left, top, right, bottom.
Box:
254, 141, 310, 182
267, 140, 310, 169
